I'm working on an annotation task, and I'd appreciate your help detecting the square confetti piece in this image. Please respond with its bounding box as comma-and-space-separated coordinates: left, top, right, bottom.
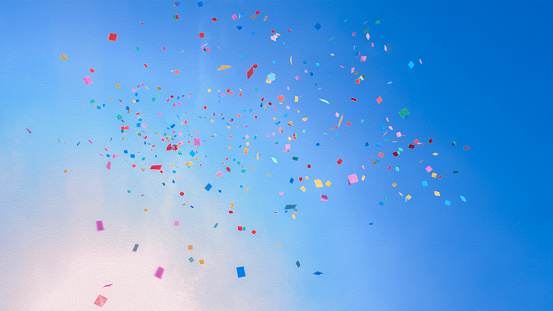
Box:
314, 23, 321, 30
154, 266, 165, 279
96, 220, 104, 231
94, 295, 108, 307
83, 75, 92, 85
348, 174, 358, 184
108, 33, 117, 41
236, 266, 246, 278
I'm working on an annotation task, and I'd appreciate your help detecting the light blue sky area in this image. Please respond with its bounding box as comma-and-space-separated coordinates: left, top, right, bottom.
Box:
0, 1, 551, 310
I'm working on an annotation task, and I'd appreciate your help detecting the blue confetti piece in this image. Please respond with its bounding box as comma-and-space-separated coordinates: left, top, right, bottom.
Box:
214, 223, 218, 228
422, 181, 428, 187
197, 1, 203, 7
237, 26, 242, 30
460, 196, 466, 202
236, 266, 246, 278
205, 183, 212, 191
365, 142, 369, 147
445, 200, 451, 206
313, 271, 323, 275
314, 23, 321, 30
408, 61, 414, 68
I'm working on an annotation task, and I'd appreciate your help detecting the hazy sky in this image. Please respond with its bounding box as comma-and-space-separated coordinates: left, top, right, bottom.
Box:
0, 1, 552, 310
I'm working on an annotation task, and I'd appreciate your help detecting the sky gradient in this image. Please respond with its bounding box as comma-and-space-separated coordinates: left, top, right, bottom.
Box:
0, 1, 552, 310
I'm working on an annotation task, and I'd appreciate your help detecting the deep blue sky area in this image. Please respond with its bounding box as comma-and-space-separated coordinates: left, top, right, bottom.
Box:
0, 1, 552, 310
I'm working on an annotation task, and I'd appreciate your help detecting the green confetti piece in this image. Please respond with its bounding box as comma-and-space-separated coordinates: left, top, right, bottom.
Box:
375, 20, 380, 25
136, 46, 140, 51
399, 108, 410, 118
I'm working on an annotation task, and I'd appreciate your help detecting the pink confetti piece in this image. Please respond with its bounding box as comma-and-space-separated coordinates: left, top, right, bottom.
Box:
26, 128, 32, 134
154, 266, 165, 279
96, 220, 104, 231
348, 174, 358, 184
321, 194, 328, 201
396, 132, 402, 137
463, 145, 470, 151
83, 75, 92, 85
232, 14, 237, 20
279, 192, 284, 195
106, 161, 111, 170
174, 221, 179, 226
194, 138, 201, 146
94, 295, 108, 307
426, 166, 433, 172
366, 33, 370, 40
360, 56, 367, 62
103, 284, 113, 288
88, 140, 93, 144
158, 113, 162, 116
351, 67, 355, 73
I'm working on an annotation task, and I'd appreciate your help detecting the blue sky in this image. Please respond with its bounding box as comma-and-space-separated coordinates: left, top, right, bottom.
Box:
0, 1, 551, 310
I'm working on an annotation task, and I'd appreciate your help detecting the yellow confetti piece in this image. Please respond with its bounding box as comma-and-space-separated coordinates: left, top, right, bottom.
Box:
305, 176, 309, 180
406, 195, 412, 200
290, 56, 292, 65
63, 169, 68, 173
432, 172, 437, 178
295, 96, 298, 102
292, 214, 296, 219
200, 260, 205, 264
144, 209, 148, 212
264, 16, 268, 21
314, 179, 323, 188
256, 153, 260, 160
300, 186, 306, 192
392, 183, 397, 187
325, 180, 331, 187
362, 175, 365, 181
188, 245, 193, 250
116, 83, 120, 88
434, 191, 440, 196
277, 243, 281, 247
60, 54, 67, 60
217, 65, 232, 71
302, 117, 308, 121
432, 153, 438, 156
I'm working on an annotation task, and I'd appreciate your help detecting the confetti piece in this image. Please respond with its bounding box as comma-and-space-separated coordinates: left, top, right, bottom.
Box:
154, 266, 165, 279
83, 75, 92, 85
60, 54, 67, 60
96, 220, 104, 231
25, 128, 32, 134
217, 65, 231, 71
108, 33, 117, 41
236, 266, 246, 278
94, 295, 108, 307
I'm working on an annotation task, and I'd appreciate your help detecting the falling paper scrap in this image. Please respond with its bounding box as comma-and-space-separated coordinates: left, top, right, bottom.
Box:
236, 266, 246, 278
154, 266, 165, 279
94, 295, 108, 307
399, 107, 410, 118
96, 220, 104, 231
217, 65, 231, 71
